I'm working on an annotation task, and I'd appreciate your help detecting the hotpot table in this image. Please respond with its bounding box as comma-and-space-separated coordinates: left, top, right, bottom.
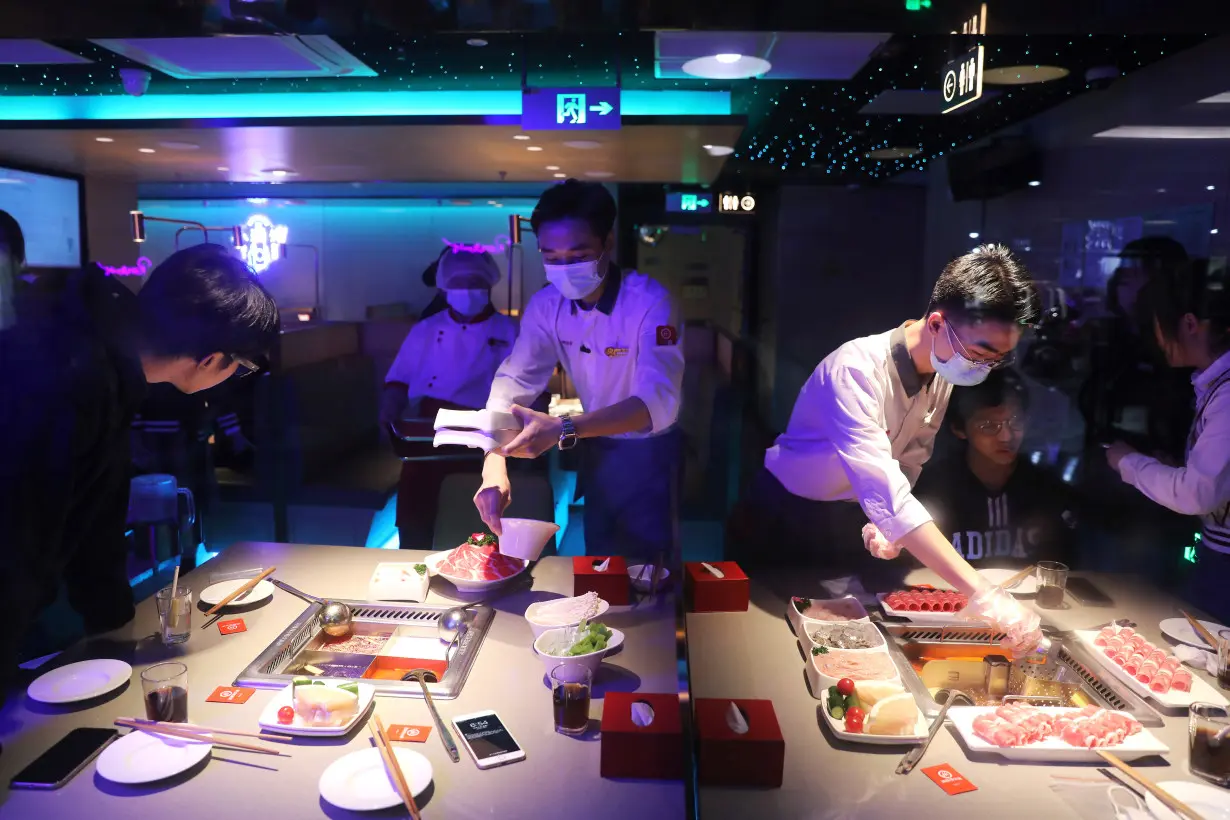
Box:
687, 567, 1224, 819
0, 541, 685, 819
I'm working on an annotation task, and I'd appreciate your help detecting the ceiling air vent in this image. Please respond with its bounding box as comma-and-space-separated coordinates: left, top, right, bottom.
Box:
90, 35, 376, 80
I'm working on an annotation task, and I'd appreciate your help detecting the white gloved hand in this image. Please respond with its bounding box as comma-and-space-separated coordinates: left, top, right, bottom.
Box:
861, 523, 902, 560
964, 583, 1043, 656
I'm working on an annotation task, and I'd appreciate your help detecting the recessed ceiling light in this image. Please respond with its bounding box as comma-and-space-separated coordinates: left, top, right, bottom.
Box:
157, 140, 199, 151
493, 202, 503, 208
138, 147, 155, 153
450, 199, 472, 206
1028, 180, 1041, 187
466, 38, 488, 47
261, 168, 295, 177
95, 136, 114, 143
527, 146, 543, 152
703, 145, 735, 157
585, 171, 614, 178
865, 146, 921, 160
217, 166, 229, 171
682, 54, 771, 80
514, 134, 531, 141
247, 198, 268, 205
553, 173, 567, 178
545, 165, 560, 170
983, 65, 1070, 85
969, 232, 980, 239
1096, 126, 1230, 140
1157, 188, 1167, 193
487, 200, 498, 205
1213, 228, 1220, 235
1208, 185, 1217, 191
563, 140, 602, 150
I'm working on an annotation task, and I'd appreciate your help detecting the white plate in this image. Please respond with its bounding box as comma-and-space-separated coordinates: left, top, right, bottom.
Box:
1073, 630, 1228, 709
787, 595, 870, 638
805, 646, 903, 699
27, 659, 132, 704
1160, 617, 1227, 650
95, 730, 212, 784
977, 567, 1039, 595
820, 690, 927, 744
423, 548, 528, 593
877, 591, 974, 625
1147, 780, 1230, 820
947, 706, 1170, 763
258, 682, 376, 737
525, 596, 612, 639
319, 746, 433, 812
199, 579, 275, 607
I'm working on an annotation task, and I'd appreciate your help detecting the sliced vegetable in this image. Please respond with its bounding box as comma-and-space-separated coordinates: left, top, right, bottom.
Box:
414, 563, 428, 577
292, 676, 311, 690
829, 701, 846, 720
836, 678, 855, 696
338, 682, 360, 695
845, 693, 860, 712
811, 645, 828, 655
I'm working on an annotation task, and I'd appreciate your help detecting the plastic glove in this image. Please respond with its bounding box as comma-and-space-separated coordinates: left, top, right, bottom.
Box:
964, 582, 1043, 656
861, 523, 902, 560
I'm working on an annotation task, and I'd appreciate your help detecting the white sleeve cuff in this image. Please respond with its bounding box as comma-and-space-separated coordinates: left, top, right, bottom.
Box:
1117, 452, 1157, 485
865, 494, 933, 543
634, 390, 678, 434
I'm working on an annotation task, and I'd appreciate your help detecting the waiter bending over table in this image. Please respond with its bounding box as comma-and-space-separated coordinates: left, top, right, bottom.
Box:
728, 244, 1043, 651
474, 179, 684, 561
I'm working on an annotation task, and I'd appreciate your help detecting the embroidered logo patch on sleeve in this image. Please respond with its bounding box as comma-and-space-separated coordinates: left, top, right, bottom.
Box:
656, 325, 678, 346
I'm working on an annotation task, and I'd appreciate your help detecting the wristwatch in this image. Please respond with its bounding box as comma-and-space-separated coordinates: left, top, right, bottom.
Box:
558, 414, 578, 451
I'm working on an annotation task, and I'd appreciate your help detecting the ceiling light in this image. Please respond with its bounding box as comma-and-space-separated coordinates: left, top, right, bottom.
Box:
969, 232, 980, 239
564, 140, 602, 150
514, 134, 531, 141
95, 136, 114, 143
682, 54, 771, 80
260, 168, 296, 177
585, 171, 614, 178
450, 200, 472, 206
1208, 185, 1217, 191
1212, 229, 1220, 235
217, 166, 229, 171
157, 140, 199, 150
1157, 188, 1167, 193
487, 200, 498, 205
703, 145, 735, 157
983, 65, 1070, 85
545, 165, 560, 171
466, 38, 488, 47
865, 146, 921, 160
1199, 92, 1230, 104
1028, 180, 1041, 187
527, 146, 543, 152
246, 198, 268, 205
553, 173, 566, 178
1096, 126, 1230, 140
138, 147, 155, 153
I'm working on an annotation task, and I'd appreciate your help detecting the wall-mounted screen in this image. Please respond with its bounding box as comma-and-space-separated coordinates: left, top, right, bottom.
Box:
0, 165, 83, 268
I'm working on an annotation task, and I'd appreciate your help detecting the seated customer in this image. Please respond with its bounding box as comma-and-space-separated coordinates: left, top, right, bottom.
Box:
913, 368, 1078, 568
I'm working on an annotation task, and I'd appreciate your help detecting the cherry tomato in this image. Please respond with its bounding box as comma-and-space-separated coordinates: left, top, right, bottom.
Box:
845, 705, 865, 723
277, 706, 295, 724
845, 713, 865, 733
836, 678, 855, 696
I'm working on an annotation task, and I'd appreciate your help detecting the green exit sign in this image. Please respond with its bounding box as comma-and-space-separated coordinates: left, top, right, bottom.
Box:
905, 0, 932, 9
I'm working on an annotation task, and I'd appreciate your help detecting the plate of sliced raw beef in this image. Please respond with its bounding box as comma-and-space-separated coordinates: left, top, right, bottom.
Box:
948, 703, 1169, 762
424, 537, 528, 592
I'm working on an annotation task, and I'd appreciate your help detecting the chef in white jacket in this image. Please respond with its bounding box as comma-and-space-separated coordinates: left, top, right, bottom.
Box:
474, 179, 684, 561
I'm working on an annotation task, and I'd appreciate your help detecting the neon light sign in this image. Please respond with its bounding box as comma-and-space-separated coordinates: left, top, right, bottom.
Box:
441, 235, 511, 256
236, 214, 288, 273
96, 256, 153, 277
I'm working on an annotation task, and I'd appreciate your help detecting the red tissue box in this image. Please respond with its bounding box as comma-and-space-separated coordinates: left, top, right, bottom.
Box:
685, 561, 750, 612
573, 556, 630, 606
695, 698, 784, 788
600, 692, 683, 780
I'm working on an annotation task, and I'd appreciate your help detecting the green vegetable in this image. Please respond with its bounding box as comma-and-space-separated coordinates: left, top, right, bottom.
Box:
812, 645, 828, 655
338, 683, 360, 695
312, 680, 327, 685
414, 564, 427, 577
828, 702, 846, 720
292, 676, 311, 687
562, 622, 614, 656
793, 597, 810, 614
845, 693, 860, 712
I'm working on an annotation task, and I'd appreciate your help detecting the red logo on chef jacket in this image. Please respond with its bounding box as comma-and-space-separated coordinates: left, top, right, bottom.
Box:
656, 325, 677, 346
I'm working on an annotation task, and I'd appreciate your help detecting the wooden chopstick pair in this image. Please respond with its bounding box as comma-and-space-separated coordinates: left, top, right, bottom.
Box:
200, 566, 277, 629
1181, 609, 1221, 650
1097, 751, 1204, 820
1001, 564, 1036, 591
370, 714, 421, 820
115, 718, 290, 757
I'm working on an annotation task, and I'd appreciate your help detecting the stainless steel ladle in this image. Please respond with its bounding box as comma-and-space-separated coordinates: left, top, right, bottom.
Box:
270, 579, 354, 638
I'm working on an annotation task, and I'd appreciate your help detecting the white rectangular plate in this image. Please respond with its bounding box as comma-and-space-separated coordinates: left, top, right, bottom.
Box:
820, 690, 926, 745
1072, 630, 1227, 710
258, 682, 376, 737
787, 595, 870, 638
947, 706, 1170, 762
877, 591, 975, 625
805, 645, 903, 700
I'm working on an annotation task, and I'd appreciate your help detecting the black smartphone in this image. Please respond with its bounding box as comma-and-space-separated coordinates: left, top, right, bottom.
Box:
10, 728, 120, 790
1066, 577, 1114, 607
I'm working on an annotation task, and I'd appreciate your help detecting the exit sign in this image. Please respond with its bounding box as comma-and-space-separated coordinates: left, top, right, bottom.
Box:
905, 0, 932, 9
521, 88, 621, 131
666, 191, 713, 213
718, 192, 757, 214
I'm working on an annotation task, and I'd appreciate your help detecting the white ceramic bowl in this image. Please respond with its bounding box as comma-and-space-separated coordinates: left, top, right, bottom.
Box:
627, 564, 671, 592
533, 626, 625, 678
498, 518, 560, 561
524, 596, 611, 639
423, 548, 528, 593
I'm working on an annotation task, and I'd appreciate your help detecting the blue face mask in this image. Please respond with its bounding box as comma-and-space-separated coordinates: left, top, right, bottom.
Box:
446, 289, 489, 317
930, 322, 993, 386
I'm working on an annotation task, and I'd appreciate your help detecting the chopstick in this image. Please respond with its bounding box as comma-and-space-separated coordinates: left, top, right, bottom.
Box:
649, 551, 664, 596
1181, 609, 1220, 649
125, 718, 291, 743
201, 566, 277, 622
115, 718, 289, 757
169, 564, 181, 629
371, 714, 421, 820
1002, 564, 1036, 591
1097, 751, 1205, 820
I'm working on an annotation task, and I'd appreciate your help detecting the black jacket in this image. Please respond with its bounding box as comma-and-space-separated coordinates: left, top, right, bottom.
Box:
0, 266, 146, 685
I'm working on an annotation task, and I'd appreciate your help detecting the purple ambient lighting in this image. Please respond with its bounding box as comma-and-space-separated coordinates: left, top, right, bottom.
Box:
442, 235, 511, 255
96, 257, 153, 277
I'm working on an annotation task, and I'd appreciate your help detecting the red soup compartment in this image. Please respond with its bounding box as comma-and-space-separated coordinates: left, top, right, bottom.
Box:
600, 692, 683, 780
572, 556, 630, 605
695, 698, 784, 789
685, 562, 750, 613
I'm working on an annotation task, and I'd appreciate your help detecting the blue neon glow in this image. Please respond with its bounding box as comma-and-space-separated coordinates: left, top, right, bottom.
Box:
0, 90, 730, 121
236, 214, 288, 273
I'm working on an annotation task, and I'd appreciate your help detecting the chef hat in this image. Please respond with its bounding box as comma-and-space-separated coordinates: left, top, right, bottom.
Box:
437, 248, 501, 290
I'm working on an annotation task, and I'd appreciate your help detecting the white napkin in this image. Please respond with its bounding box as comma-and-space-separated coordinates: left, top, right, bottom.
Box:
726, 702, 750, 735
1174, 643, 1218, 676
821, 576, 877, 606
594, 557, 611, 573
630, 701, 655, 728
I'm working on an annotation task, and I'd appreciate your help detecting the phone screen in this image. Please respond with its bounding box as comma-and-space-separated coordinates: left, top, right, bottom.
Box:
455, 714, 521, 761
10, 728, 120, 789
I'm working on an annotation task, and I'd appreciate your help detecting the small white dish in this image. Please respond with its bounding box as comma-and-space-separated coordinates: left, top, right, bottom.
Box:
820, 690, 927, 745
258, 681, 376, 737
423, 547, 528, 593
524, 596, 611, 639
368, 562, 431, 603
977, 567, 1039, 595
1160, 617, 1226, 650
199, 578, 275, 607
27, 659, 132, 704
1146, 780, 1230, 819
95, 730, 211, 784
319, 746, 433, 812
533, 626, 625, 677
627, 564, 671, 593
498, 518, 560, 561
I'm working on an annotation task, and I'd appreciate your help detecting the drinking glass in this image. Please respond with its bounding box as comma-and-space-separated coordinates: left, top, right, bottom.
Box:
551, 663, 593, 737
1034, 561, 1069, 609
1217, 629, 1230, 691
1189, 702, 1230, 786
156, 584, 193, 645
141, 662, 189, 723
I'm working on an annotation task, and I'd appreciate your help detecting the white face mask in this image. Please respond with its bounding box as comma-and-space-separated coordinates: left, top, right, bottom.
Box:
544, 257, 605, 301
445, 288, 489, 317
930, 321, 993, 386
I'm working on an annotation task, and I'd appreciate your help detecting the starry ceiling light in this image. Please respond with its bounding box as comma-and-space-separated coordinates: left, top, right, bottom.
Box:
682, 52, 771, 80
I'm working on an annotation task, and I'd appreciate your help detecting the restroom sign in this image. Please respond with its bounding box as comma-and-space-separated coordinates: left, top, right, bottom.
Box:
941, 45, 984, 113
718, 193, 756, 214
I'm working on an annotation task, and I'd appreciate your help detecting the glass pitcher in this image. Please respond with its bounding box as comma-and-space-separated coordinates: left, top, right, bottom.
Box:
129, 474, 195, 526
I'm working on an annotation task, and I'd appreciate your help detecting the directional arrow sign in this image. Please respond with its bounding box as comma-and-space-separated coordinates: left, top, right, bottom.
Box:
521, 87, 621, 131
589, 101, 614, 116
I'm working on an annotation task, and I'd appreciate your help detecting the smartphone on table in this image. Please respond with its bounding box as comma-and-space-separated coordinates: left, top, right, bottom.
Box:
10, 728, 120, 790
1065, 576, 1114, 607
452, 710, 526, 770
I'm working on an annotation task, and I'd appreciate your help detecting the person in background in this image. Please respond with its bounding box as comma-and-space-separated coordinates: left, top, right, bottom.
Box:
420, 251, 449, 319
0, 244, 279, 697
912, 368, 1078, 569
0, 209, 23, 331
727, 244, 1043, 652
474, 179, 684, 562
1107, 259, 1230, 621
381, 248, 518, 547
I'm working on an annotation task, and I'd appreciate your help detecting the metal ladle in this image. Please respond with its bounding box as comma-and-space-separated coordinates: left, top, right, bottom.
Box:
271, 579, 354, 638
401, 669, 460, 762
437, 573, 534, 644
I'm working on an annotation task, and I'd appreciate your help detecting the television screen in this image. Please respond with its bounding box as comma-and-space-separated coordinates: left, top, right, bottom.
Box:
0, 165, 83, 268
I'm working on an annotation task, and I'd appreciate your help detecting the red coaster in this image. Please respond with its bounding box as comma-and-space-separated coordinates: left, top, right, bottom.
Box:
217, 618, 247, 635
206, 686, 255, 705
922, 764, 978, 795
387, 725, 432, 743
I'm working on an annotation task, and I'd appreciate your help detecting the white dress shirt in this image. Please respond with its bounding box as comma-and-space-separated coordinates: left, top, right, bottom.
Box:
764, 323, 953, 542
1118, 348, 1230, 553
486, 266, 683, 439
386, 308, 518, 410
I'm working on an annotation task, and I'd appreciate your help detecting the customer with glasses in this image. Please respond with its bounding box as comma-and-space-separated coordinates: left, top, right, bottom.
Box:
912, 368, 1078, 569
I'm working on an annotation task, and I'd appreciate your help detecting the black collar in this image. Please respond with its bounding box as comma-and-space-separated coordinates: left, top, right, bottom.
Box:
889, 321, 929, 398
570, 262, 622, 316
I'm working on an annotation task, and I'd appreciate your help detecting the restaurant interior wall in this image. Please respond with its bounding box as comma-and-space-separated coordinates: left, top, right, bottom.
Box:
85, 173, 139, 289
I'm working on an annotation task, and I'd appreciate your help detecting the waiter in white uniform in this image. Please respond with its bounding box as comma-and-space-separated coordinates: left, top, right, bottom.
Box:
474, 180, 684, 561
728, 244, 1044, 652
382, 248, 518, 546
